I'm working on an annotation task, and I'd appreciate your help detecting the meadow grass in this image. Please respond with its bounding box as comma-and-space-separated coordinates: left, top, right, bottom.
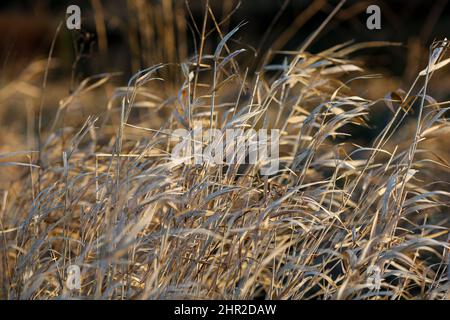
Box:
0, 2, 449, 300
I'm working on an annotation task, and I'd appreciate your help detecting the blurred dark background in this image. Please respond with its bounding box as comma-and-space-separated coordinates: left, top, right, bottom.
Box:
0, 0, 449, 81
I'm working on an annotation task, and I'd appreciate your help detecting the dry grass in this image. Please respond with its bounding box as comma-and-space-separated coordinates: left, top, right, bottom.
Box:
0, 2, 450, 300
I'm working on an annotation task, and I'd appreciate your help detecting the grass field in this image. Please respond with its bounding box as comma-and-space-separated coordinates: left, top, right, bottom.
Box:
0, 0, 449, 299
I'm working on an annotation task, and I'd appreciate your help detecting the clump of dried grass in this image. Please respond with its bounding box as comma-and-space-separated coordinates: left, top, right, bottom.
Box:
0, 5, 450, 300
